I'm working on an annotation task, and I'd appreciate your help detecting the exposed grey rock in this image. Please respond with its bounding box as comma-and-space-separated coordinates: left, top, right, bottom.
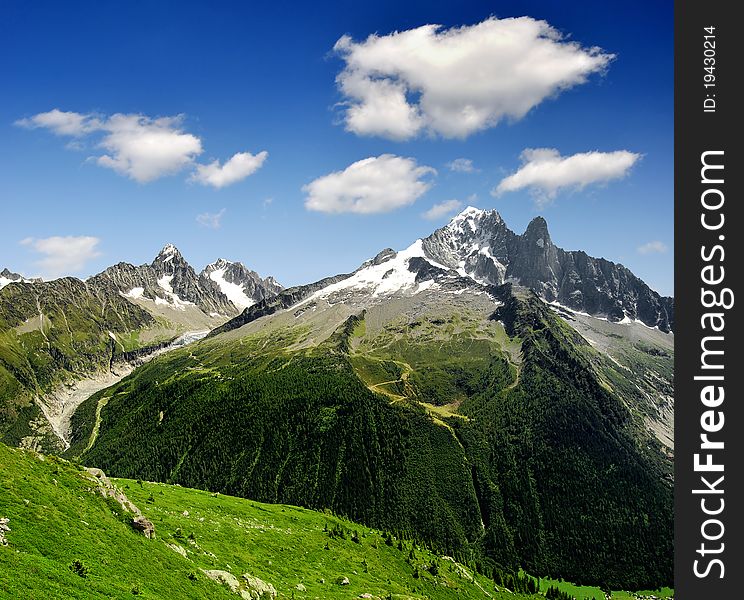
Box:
0, 268, 42, 288
422, 207, 673, 331
241, 573, 277, 599
84, 466, 155, 538
132, 515, 155, 539
201, 258, 283, 309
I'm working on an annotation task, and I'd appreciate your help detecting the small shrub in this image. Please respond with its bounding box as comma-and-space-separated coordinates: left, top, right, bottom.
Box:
69, 559, 88, 578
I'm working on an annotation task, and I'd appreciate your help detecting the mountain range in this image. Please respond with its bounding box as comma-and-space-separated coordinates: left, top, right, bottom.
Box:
1, 207, 674, 590
0, 246, 281, 452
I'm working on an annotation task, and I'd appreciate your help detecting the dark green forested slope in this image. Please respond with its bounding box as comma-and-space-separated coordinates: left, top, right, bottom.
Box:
67, 285, 672, 590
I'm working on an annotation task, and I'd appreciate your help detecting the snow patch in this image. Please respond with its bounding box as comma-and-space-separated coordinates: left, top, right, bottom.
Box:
158, 275, 174, 293
124, 287, 144, 299
304, 239, 448, 303
208, 268, 255, 310
156, 275, 195, 311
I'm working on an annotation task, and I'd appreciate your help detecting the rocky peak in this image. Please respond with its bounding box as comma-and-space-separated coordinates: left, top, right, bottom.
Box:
200, 258, 283, 310
361, 248, 397, 269
151, 244, 188, 274
0, 269, 41, 289
419, 208, 673, 331
207, 258, 232, 271
523, 216, 551, 248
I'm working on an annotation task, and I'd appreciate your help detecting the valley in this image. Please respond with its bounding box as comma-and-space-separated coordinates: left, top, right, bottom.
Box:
1, 207, 675, 596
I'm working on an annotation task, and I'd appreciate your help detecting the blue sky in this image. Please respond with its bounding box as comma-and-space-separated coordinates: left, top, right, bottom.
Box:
0, 1, 673, 295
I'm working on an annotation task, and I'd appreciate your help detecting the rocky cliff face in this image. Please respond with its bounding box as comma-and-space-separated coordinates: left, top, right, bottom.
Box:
0, 268, 42, 289
422, 207, 673, 331
200, 258, 283, 310
90, 245, 282, 318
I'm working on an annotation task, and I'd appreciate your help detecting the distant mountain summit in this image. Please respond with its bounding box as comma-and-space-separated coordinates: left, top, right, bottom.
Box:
0, 244, 282, 451
90, 244, 282, 318
0, 268, 42, 289
219, 207, 672, 337
422, 207, 673, 331
201, 258, 282, 310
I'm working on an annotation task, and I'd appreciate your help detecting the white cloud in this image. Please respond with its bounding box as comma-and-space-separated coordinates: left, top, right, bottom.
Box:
16, 108, 266, 185
96, 114, 203, 182
15, 109, 100, 136
493, 148, 641, 205
21, 235, 102, 278
446, 158, 477, 173
422, 199, 463, 220
637, 241, 668, 255
334, 17, 613, 140
196, 208, 226, 229
303, 154, 436, 214
191, 151, 268, 188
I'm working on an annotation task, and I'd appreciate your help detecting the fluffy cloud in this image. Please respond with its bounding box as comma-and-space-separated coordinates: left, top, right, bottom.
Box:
446, 158, 477, 173
493, 148, 641, 205
15, 109, 100, 136
191, 151, 268, 188
422, 199, 463, 220
20, 235, 102, 278
96, 114, 203, 182
16, 109, 266, 186
196, 208, 226, 229
334, 17, 613, 140
303, 154, 435, 214
637, 241, 668, 255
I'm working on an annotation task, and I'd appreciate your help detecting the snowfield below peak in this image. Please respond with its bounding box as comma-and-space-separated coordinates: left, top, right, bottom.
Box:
208, 267, 255, 310
308, 239, 450, 303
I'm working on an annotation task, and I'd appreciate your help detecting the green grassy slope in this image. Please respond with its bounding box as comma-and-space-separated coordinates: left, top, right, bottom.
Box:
0, 442, 538, 600
66, 285, 673, 590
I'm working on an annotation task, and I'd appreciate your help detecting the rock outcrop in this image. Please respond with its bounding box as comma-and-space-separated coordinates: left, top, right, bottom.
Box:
84, 467, 155, 538
422, 207, 673, 331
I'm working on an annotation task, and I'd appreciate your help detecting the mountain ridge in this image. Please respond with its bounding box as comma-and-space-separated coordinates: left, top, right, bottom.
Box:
214, 207, 673, 340
422, 207, 673, 331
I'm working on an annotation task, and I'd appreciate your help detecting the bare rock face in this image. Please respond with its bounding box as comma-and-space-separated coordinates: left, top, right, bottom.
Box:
90, 244, 237, 317
201, 569, 277, 599
201, 258, 283, 310
421, 207, 674, 331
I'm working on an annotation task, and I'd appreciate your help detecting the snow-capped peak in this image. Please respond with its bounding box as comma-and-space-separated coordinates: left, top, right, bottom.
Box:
206, 263, 255, 310
0, 268, 40, 289
204, 258, 233, 271
303, 239, 452, 305
455, 205, 484, 219
153, 244, 187, 269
